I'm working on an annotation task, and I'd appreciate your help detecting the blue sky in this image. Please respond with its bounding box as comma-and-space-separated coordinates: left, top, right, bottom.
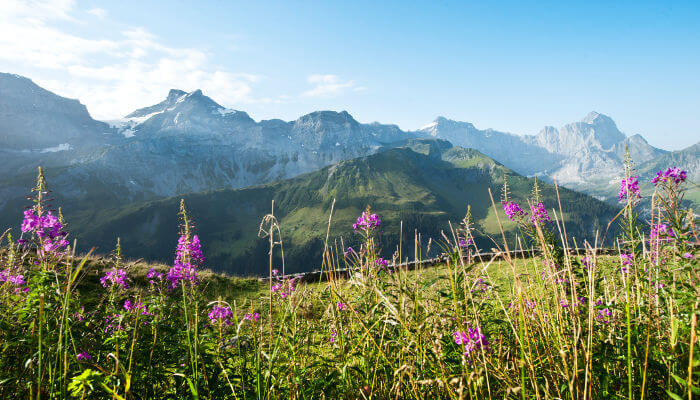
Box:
1, 0, 698, 149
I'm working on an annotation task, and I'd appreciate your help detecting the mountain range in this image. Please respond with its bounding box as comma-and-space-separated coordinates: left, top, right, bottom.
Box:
0, 72, 696, 273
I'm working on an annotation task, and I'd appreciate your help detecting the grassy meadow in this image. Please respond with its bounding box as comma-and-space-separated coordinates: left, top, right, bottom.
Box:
0, 163, 697, 399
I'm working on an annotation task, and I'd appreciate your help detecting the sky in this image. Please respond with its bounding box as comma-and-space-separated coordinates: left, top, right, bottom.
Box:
1, 0, 698, 150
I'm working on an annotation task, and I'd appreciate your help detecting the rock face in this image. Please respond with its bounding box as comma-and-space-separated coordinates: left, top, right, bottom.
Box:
0, 73, 120, 173
420, 111, 668, 191
0, 72, 694, 211
0, 74, 416, 206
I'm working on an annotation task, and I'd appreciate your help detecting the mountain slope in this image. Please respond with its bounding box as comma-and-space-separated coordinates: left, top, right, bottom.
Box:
420, 112, 668, 190
0, 73, 120, 173
51, 139, 619, 275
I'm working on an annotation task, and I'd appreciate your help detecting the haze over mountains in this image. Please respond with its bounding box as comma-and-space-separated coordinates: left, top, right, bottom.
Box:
0, 72, 697, 273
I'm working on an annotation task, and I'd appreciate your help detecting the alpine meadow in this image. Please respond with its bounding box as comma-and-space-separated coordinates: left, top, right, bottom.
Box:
0, 1, 698, 399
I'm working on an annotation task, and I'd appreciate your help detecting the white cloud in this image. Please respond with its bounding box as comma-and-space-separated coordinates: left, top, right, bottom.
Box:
86, 7, 107, 18
302, 74, 363, 98
0, 0, 264, 119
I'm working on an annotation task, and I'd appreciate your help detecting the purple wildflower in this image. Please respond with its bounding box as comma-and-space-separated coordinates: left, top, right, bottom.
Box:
353, 211, 381, 232
344, 247, 354, 258
208, 305, 233, 326
337, 302, 347, 311
375, 258, 389, 268
459, 238, 472, 248
596, 308, 612, 324
651, 167, 687, 185
168, 234, 204, 288
76, 351, 92, 361
104, 313, 123, 333
503, 201, 527, 221
147, 268, 163, 285
453, 327, 489, 356
530, 202, 550, 224
330, 329, 338, 343
0, 272, 25, 286
618, 176, 641, 202
100, 269, 130, 290
650, 224, 674, 241
244, 312, 260, 322
620, 253, 633, 266
123, 299, 150, 315
683, 252, 693, 259
20, 209, 69, 254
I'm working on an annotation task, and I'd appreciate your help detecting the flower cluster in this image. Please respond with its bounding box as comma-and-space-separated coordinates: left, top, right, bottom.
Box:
530, 202, 550, 224
503, 201, 527, 221
168, 234, 204, 288
375, 258, 389, 268
618, 176, 641, 202
459, 238, 472, 248
650, 223, 674, 240
244, 312, 260, 322
651, 167, 687, 186
0, 270, 25, 286
76, 351, 92, 361
20, 209, 69, 254
147, 268, 163, 285
620, 253, 633, 273
596, 308, 612, 324
100, 268, 130, 290
453, 327, 489, 356
123, 299, 151, 316
353, 211, 381, 232
104, 313, 123, 333
208, 305, 233, 326
271, 271, 299, 299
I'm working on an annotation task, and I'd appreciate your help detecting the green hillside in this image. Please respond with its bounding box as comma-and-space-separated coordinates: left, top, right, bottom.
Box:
27, 139, 614, 275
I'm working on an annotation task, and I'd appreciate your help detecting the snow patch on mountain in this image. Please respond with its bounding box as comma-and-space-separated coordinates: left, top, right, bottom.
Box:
40, 143, 72, 153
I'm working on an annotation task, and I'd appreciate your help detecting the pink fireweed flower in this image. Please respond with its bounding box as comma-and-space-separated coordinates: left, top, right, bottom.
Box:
100, 269, 130, 290
104, 313, 123, 333
453, 327, 489, 356
147, 268, 163, 285
123, 299, 150, 315
530, 202, 550, 224
618, 176, 641, 202
76, 351, 92, 361
459, 238, 472, 248
244, 312, 260, 322
650, 224, 674, 241
208, 305, 233, 326
20, 209, 69, 254
596, 308, 612, 324
343, 247, 354, 258
353, 211, 381, 232
168, 234, 204, 288
503, 201, 527, 221
620, 253, 633, 266
651, 167, 687, 185
0, 271, 25, 286
375, 258, 389, 268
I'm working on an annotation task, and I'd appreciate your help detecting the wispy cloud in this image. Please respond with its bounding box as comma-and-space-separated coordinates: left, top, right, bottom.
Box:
302, 74, 364, 98
86, 7, 107, 18
0, 0, 263, 119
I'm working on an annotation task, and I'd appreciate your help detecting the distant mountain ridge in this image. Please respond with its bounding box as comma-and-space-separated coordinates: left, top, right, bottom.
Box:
67, 139, 620, 274
419, 112, 668, 189
0, 72, 696, 211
